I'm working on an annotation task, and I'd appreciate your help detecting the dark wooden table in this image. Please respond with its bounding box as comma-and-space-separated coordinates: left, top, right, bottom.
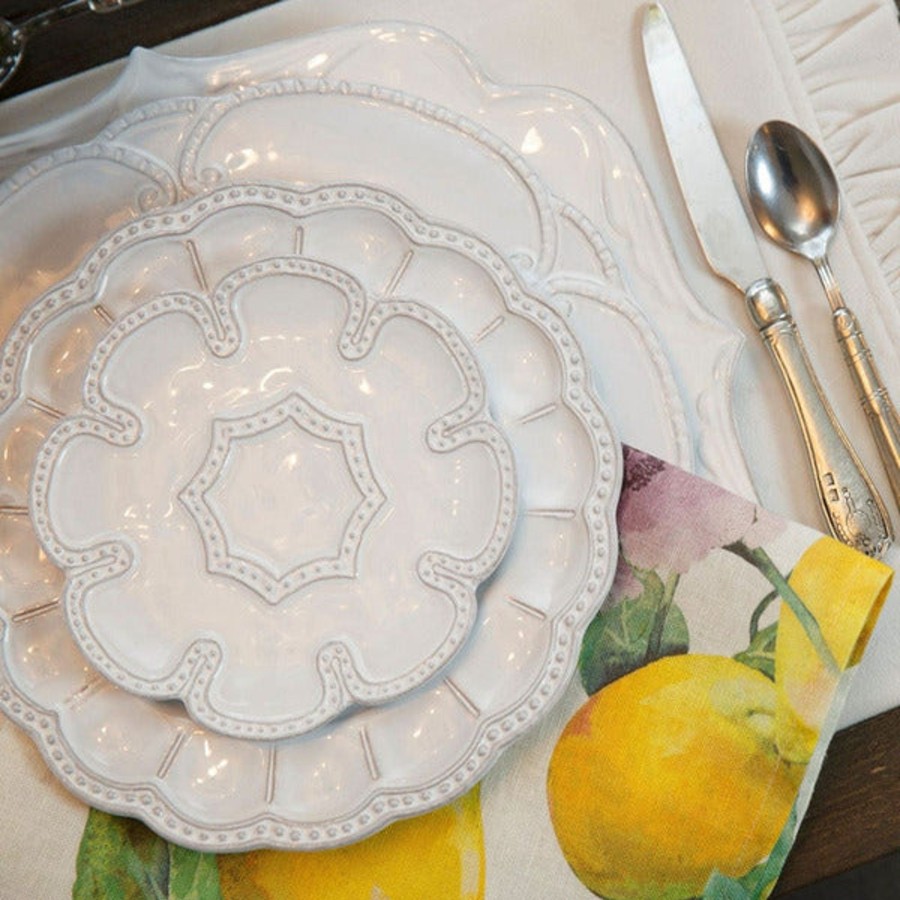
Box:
1, 1, 898, 897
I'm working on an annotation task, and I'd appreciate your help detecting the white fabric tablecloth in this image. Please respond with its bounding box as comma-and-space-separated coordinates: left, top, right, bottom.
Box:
0, 3, 897, 894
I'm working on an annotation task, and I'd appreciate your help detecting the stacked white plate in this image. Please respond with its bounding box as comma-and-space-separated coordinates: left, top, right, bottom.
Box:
0, 23, 744, 850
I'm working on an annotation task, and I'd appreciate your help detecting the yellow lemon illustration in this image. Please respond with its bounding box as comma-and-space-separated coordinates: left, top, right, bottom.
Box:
775, 536, 892, 763
218, 787, 484, 899
547, 654, 803, 900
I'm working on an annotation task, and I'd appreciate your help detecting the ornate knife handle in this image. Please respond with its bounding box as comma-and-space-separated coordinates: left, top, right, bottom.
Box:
745, 278, 893, 557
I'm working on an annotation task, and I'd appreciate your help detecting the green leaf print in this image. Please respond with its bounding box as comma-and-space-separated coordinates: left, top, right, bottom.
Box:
578, 568, 688, 695
73, 809, 223, 900
734, 622, 778, 681
701, 871, 753, 899
724, 541, 838, 675
168, 843, 222, 899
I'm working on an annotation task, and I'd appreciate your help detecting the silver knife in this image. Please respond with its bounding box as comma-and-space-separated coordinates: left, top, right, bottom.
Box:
642, 3, 892, 556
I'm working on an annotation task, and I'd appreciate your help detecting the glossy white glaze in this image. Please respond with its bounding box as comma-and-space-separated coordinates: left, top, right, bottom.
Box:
0, 184, 620, 848
0, 26, 750, 489
0, 21, 762, 851
26, 201, 521, 736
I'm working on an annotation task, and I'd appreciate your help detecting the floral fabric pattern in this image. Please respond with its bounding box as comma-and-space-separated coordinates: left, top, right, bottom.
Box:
547, 447, 891, 899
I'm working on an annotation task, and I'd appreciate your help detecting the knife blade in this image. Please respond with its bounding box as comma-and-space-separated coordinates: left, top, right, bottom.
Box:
642, 2, 892, 556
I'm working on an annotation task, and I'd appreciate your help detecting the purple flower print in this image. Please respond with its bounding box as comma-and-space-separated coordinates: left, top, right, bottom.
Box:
611, 447, 837, 674
617, 446, 785, 575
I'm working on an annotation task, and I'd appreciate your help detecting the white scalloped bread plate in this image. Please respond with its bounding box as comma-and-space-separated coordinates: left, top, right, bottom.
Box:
24, 192, 522, 737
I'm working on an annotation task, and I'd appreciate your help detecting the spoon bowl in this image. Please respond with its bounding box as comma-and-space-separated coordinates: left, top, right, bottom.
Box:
746, 119, 839, 263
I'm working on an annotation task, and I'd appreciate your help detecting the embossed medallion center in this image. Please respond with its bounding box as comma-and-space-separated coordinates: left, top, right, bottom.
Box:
181, 392, 385, 604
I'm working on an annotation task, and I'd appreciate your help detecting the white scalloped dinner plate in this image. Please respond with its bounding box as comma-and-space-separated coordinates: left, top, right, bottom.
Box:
0, 181, 619, 849
0, 22, 750, 490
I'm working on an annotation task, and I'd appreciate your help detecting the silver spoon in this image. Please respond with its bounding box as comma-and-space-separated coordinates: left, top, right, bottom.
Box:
0, 1, 143, 94
746, 119, 900, 509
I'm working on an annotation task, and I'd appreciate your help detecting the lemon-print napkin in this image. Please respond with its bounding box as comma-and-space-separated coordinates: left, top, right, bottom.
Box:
55, 447, 893, 899
543, 447, 891, 900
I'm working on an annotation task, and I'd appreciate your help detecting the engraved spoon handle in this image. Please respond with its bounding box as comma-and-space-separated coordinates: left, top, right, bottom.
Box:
746, 278, 893, 557
813, 255, 900, 509
832, 304, 900, 508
